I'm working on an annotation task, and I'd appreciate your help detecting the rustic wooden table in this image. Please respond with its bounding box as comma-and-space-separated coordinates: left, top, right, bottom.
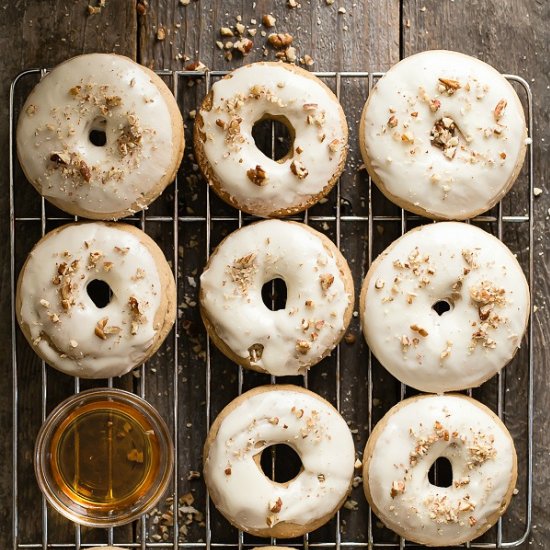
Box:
0, 1, 548, 548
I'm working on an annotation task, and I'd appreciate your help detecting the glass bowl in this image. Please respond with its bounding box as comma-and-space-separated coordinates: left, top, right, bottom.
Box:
34, 388, 173, 527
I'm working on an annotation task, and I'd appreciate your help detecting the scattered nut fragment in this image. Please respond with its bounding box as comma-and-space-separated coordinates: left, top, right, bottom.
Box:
533, 187, 543, 197
388, 115, 398, 128
290, 159, 308, 179
156, 26, 166, 40
262, 14, 276, 27
410, 324, 429, 337
374, 278, 385, 290
246, 165, 268, 186
224, 466, 232, 475
268, 32, 293, 49
429, 98, 441, 112
390, 480, 405, 498
296, 339, 311, 354
220, 26, 234, 37
438, 77, 461, 93
319, 273, 334, 291
494, 99, 507, 121
269, 497, 283, 513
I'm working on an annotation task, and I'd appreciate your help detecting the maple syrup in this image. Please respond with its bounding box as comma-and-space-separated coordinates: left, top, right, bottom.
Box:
35, 389, 173, 526
50, 399, 160, 509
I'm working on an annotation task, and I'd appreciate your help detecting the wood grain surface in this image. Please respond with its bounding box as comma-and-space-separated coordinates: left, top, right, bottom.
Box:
0, 1, 547, 548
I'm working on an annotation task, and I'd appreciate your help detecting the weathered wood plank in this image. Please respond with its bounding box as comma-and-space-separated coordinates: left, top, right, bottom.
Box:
402, 1, 549, 547
0, 1, 137, 546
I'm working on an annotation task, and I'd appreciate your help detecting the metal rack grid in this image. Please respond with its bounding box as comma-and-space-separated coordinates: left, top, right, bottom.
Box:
9, 68, 534, 549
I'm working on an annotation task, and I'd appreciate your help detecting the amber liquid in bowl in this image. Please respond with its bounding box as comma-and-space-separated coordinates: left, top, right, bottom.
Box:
49, 400, 161, 510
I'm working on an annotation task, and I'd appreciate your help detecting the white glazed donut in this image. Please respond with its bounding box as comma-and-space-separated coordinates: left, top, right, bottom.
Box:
16, 222, 176, 378
360, 222, 529, 393
364, 394, 517, 546
204, 385, 355, 538
200, 220, 354, 376
194, 62, 348, 217
17, 53, 184, 220
360, 50, 528, 220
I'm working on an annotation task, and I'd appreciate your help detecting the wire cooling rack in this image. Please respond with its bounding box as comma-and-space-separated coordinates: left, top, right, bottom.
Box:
9, 69, 534, 549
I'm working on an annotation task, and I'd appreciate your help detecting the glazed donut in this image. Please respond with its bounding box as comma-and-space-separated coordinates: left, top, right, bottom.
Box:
203, 385, 355, 537
16, 222, 176, 378
360, 222, 529, 393
194, 62, 348, 217
200, 220, 354, 376
364, 394, 517, 546
17, 53, 184, 220
360, 50, 528, 220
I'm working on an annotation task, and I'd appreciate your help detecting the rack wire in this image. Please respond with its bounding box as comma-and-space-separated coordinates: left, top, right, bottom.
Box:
10, 69, 534, 549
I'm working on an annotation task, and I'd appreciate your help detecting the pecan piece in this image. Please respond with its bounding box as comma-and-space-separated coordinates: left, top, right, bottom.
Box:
438, 77, 461, 93
290, 160, 308, 179
247, 165, 268, 186
494, 99, 507, 121
267, 32, 293, 49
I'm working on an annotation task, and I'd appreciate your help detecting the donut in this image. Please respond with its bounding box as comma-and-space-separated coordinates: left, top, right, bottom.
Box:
360, 222, 529, 393
16, 222, 176, 378
194, 62, 348, 217
359, 50, 527, 220
203, 385, 355, 537
200, 220, 354, 376
363, 394, 517, 546
17, 53, 184, 220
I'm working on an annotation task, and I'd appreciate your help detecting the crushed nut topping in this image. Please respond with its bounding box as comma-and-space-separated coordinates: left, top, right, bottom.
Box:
410, 324, 429, 337
247, 165, 268, 186
117, 113, 143, 157
296, 339, 311, 354
494, 99, 507, 121
227, 253, 257, 295
374, 278, 385, 290
267, 32, 293, 49
290, 160, 308, 179
438, 77, 461, 94
388, 115, 398, 128
430, 117, 459, 159
95, 317, 121, 340
319, 273, 334, 291
128, 296, 146, 335
429, 98, 441, 112
269, 497, 282, 513
390, 480, 405, 498
461, 249, 479, 269
467, 433, 496, 468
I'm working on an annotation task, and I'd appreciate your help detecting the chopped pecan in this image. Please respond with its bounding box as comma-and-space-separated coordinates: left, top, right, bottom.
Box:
267, 32, 293, 49
494, 99, 507, 121
247, 165, 268, 186
290, 160, 308, 179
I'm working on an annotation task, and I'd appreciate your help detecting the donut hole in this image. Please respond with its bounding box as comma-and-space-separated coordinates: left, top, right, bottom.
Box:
252, 115, 295, 162
87, 279, 112, 308
261, 278, 287, 311
428, 456, 453, 488
432, 299, 453, 316
260, 444, 302, 483
89, 117, 107, 147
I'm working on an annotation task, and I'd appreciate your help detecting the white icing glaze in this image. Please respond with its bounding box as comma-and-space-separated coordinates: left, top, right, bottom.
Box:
365, 395, 516, 546
204, 387, 355, 532
17, 53, 176, 218
361, 50, 527, 219
198, 62, 347, 216
200, 220, 352, 376
361, 222, 529, 393
18, 223, 166, 378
